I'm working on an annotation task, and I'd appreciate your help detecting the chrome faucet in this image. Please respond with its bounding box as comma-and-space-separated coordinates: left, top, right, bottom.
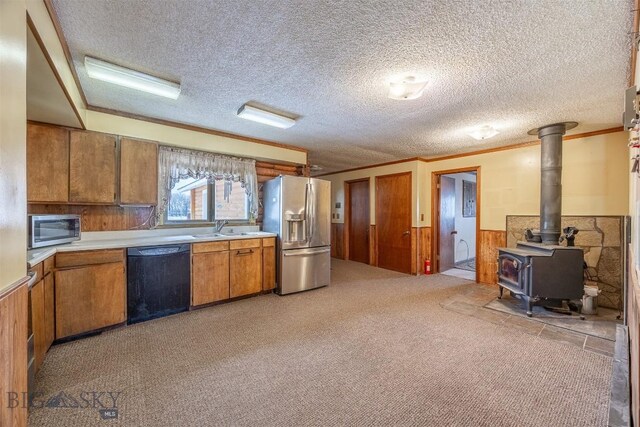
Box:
215, 220, 228, 233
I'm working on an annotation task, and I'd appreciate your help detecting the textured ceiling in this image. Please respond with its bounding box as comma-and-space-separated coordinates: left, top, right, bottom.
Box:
52, 0, 633, 173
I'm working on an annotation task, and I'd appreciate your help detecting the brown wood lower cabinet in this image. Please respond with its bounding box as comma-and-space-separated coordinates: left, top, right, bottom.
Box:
55, 262, 126, 339
262, 238, 276, 291
43, 273, 55, 350
30, 279, 46, 370
192, 251, 230, 306
230, 239, 263, 298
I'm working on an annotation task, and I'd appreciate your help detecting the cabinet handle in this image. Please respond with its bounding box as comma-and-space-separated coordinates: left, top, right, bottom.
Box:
236, 249, 254, 256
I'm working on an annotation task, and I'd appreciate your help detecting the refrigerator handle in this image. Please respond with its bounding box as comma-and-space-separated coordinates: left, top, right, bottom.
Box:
304, 182, 310, 243
308, 182, 314, 243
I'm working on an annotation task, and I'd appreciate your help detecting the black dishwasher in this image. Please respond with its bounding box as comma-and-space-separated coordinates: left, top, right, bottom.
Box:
127, 244, 191, 324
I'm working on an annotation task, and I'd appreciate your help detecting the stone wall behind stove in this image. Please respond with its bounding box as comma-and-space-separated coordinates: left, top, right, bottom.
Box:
506, 215, 626, 310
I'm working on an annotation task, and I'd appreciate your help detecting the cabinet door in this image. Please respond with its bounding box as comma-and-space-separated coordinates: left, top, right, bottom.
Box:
27, 123, 69, 202
262, 239, 276, 291
69, 130, 117, 203
31, 279, 46, 371
44, 273, 55, 350
192, 251, 230, 306
230, 247, 262, 298
55, 262, 126, 339
120, 137, 158, 205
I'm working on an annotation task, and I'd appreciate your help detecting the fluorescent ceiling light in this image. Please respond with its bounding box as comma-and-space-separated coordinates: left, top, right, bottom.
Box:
237, 104, 296, 129
468, 125, 500, 140
84, 56, 181, 99
387, 75, 428, 100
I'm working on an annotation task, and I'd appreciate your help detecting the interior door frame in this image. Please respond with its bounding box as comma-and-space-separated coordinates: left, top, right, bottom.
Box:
375, 171, 413, 274
431, 166, 481, 282
344, 178, 370, 263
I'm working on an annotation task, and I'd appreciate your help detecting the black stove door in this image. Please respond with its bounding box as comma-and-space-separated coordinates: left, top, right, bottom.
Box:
498, 253, 526, 293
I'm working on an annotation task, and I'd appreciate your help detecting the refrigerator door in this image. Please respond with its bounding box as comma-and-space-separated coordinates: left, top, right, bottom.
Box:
280, 175, 311, 250
308, 178, 331, 248
278, 247, 331, 294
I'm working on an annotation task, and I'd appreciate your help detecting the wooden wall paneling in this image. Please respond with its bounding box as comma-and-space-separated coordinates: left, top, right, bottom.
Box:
27, 123, 69, 202
69, 130, 117, 203
369, 225, 377, 266
0, 282, 28, 427
119, 137, 158, 205
477, 230, 506, 285
629, 254, 639, 424
419, 227, 432, 274
27, 204, 155, 232
411, 228, 418, 275
331, 223, 345, 259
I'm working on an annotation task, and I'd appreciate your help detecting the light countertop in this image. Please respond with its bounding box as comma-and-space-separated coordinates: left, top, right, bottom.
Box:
27, 230, 276, 268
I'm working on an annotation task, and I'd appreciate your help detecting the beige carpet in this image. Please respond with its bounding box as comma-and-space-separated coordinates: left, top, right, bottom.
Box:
29, 260, 612, 426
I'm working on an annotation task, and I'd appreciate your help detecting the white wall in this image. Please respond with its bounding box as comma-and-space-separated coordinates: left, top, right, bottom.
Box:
444, 172, 477, 263
0, 0, 27, 291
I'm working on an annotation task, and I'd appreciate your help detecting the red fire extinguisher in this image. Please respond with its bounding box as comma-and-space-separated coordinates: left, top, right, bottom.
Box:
424, 258, 431, 275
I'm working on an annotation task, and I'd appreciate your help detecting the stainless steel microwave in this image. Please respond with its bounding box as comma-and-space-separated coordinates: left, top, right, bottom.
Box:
28, 214, 81, 249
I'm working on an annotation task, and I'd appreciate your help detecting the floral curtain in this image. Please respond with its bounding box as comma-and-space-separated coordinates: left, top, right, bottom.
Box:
157, 146, 258, 223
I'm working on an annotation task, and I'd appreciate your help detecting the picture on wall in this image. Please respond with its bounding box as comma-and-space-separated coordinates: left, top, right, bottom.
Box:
463, 180, 476, 217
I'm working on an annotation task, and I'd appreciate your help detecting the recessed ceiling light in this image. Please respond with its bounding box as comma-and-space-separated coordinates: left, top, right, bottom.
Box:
468, 125, 500, 140
84, 57, 181, 99
387, 75, 428, 100
310, 164, 324, 171
237, 104, 296, 129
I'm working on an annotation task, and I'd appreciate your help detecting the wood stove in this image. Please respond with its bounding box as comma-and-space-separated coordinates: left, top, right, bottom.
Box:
497, 242, 584, 316
497, 122, 585, 316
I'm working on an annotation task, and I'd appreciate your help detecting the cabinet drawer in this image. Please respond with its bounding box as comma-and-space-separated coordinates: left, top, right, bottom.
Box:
262, 237, 276, 248
230, 238, 262, 250
193, 241, 229, 253
56, 249, 125, 268
29, 262, 43, 281
43, 256, 54, 276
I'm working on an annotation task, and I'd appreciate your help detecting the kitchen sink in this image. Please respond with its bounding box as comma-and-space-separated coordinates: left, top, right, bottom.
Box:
192, 233, 226, 238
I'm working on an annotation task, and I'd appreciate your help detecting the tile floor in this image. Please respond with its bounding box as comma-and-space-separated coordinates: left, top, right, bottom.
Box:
441, 283, 619, 357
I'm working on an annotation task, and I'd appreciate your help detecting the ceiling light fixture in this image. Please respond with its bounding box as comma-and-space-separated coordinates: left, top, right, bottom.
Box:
468, 125, 500, 140
387, 75, 428, 100
84, 56, 181, 99
236, 104, 296, 129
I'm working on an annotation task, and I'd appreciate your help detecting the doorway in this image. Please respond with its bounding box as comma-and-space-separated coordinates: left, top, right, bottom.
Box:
432, 168, 480, 282
345, 178, 370, 264
376, 172, 412, 274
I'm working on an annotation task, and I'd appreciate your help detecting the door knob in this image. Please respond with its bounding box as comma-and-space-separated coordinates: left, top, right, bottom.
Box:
402, 231, 410, 236
451, 230, 458, 235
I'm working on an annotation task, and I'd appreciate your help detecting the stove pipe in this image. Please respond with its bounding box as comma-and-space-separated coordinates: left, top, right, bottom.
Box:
528, 122, 577, 245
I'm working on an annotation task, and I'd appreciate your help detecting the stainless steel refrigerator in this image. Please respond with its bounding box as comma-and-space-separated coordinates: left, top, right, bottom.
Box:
263, 175, 331, 295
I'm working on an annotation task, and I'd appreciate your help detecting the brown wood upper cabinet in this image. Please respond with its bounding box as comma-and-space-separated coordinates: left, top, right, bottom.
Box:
69, 130, 117, 204
27, 123, 69, 203
120, 137, 158, 205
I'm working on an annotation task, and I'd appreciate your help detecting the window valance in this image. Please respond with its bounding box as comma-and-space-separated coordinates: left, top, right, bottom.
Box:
157, 146, 258, 223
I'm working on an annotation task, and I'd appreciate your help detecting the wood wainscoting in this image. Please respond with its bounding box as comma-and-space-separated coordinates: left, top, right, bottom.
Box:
628, 248, 639, 423
29, 160, 303, 232
369, 225, 377, 265
413, 227, 432, 275
478, 230, 506, 285
0, 279, 29, 427
331, 223, 345, 259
